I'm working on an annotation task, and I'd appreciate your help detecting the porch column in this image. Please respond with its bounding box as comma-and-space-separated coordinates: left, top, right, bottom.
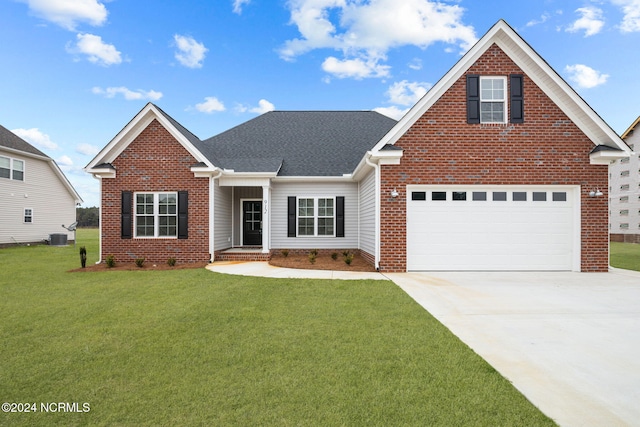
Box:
262, 185, 270, 254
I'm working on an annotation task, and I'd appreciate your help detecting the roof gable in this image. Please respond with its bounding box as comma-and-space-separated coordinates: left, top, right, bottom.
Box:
371, 19, 630, 157
0, 125, 49, 158
621, 116, 640, 140
85, 103, 213, 173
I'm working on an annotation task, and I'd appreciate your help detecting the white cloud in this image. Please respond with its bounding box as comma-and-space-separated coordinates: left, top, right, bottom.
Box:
408, 58, 422, 70
67, 33, 122, 66
280, 0, 476, 79
76, 143, 100, 156
236, 99, 276, 114
611, 0, 640, 32
566, 7, 605, 37
56, 155, 73, 167
92, 86, 163, 101
173, 35, 208, 68
386, 80, 431, 106
22, 0, 108, 30
250, 99, 275, 114
526, 13, 550, 27
11, 128, 59, 151
373, 106, 408, 120
322, 56, 390, 79
565, 64, 609, 88
232, 0, 251, 14
195, 97, 226, 113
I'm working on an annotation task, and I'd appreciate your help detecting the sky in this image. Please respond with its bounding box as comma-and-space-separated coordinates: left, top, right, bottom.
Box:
1, 0, 639, 208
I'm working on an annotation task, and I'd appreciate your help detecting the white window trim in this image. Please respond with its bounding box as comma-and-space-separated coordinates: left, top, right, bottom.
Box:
297, 196, 336, 237
24, 208, 33, 224
480, 76, 508, 124
134, 192, 178, 239
0, 155, 25, 182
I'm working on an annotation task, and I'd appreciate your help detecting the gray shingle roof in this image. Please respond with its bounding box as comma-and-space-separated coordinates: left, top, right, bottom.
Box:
195, 111, 397, 176
0, 125, 49, 158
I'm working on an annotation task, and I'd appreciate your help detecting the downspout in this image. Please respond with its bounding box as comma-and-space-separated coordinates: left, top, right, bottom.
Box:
365, 156, 380, 271
95, 175, 103, 264
209, 169, 223, 262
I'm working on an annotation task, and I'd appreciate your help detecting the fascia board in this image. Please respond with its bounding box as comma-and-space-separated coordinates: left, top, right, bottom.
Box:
0, 146, 51, 162
48, 159, 83, 203
85, 103, 213, 171
271, 176, 355, 183
589, 149, 630, 165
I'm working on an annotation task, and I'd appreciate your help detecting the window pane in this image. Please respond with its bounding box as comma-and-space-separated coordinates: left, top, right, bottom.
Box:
136, 216, 154, 237
552, 192, 567, 202
318, 218, 334, 236
13, 159, 24, 172
452, 191, 466, 201
513, 192, 527, 201
432, 191, 446, 201
493, 192, 507, 201
412, 192, 426, 201
298, 218, 314, 236
533, 192, 547, 201
159, 216, 177, 236
472, 192, 487, 201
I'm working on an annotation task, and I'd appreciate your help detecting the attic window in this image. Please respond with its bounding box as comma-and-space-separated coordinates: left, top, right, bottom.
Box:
480, 77, 506, 123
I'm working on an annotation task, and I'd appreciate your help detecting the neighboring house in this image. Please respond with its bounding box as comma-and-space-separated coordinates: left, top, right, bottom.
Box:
0, 125, 83, 245
610, 116, 640, 243
86, 20, 630, 272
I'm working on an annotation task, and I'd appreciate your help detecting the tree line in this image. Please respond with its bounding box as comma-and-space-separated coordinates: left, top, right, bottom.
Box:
76, 207, 99, 227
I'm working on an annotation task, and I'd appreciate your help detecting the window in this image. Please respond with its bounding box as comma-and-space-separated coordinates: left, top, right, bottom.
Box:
620, 209, 629, 216
552, 192, 567, 202
135, 192, 177, 238
621, 170, 630, 177
621, 184, 630, 191
412, 192, 426, 201
297, 197, 335, 237
513, 192, 527, 201
0, 156, 24, 181
493, 192, 507, 201
472, 192, 487, 201
480, 77, 506, 123
432, 192, 447, 201
533, 192, 547, 201
24, 208, 33, 223
452, 191, 467, 201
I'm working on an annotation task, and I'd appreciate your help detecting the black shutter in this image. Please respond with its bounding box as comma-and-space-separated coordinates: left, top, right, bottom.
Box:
178, 191, 188, 239
510, 74, 524, 123
336, 196, 345, 238
466, 74, 480, 124
121, 191, 132, 239
287, 196, 296, 237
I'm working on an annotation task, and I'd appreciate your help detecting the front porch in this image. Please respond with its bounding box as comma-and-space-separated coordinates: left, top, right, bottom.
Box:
214, 247, 271, 262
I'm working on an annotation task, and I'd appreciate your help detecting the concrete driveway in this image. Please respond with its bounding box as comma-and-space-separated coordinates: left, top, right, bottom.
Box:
387, 269, 640, 427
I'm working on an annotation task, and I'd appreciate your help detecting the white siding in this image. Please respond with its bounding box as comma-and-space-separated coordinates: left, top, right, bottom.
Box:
0, 150, 76, 244
271, 181, 359, 249
609, 130, 640, 234
358, 169, 376, 257
213, 181, 232, 251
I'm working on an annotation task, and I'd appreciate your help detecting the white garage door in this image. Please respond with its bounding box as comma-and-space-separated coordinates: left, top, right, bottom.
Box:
406, 186, 578, 271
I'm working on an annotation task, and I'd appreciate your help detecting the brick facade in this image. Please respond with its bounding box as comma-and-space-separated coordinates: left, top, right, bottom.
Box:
379, 44, 609, 272
101, 119, 210, 264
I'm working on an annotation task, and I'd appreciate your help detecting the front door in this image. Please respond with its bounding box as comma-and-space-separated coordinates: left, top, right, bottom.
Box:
242, 200, 262, 246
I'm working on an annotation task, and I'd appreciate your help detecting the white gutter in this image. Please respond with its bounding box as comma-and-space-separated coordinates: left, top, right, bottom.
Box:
209, 169, 223, 262
365, 155, 380, 271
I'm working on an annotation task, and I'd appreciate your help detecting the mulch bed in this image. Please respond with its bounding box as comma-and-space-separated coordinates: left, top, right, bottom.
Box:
69, 261, 209, 272
269, 253, 376, 272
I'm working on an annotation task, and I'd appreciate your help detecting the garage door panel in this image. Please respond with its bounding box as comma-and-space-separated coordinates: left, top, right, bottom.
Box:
407, 187, 576, 271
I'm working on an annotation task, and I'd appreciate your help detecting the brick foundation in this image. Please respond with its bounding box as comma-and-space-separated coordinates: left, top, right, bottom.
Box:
610, 234, 640, 244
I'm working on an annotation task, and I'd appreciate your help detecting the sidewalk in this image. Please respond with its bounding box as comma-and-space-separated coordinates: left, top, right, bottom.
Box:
206, 261, 389, 281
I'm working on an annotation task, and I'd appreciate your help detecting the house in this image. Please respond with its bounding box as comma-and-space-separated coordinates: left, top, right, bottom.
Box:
85, 20, 630, 272
609, 117, 640, 243
0, 125, 83, 245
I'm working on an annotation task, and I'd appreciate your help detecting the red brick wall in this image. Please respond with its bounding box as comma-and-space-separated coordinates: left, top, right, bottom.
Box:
101, 119, 210, 264
379, 44, 609, 272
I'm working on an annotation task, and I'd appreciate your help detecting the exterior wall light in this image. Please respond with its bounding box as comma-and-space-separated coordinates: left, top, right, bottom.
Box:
589, 189, 603, 197
390, 188, 399, 198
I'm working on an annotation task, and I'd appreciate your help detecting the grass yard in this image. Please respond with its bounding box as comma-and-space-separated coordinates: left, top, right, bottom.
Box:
610, 242, 640, 271
0, 229, 554, 426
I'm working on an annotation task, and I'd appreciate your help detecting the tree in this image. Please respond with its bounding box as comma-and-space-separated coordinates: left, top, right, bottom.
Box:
76, 207, 99, 227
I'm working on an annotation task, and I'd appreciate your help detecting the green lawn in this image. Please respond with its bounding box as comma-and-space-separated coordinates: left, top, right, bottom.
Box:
0, 229, 554, 426
611, 242, 640, 271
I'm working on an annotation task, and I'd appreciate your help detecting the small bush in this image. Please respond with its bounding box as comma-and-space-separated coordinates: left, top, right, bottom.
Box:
344, 253, 354, 266
281, 249, 289, 258
135, 257, 145, 268
342, 250, 350, 257
105, 255, 115, 268
331, 252, 338, 261
310, 249, 318, 256
308, 252, 317, 264
167, 257, 176, 267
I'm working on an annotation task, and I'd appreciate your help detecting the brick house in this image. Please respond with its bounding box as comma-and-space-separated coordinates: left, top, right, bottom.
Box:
86, 20, 629, 272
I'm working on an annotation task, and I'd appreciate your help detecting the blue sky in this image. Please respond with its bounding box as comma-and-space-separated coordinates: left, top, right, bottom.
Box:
1, 0, 639, 207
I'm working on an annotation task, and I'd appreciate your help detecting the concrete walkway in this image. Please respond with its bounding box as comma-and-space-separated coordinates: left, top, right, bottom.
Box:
207, 261, 640, 426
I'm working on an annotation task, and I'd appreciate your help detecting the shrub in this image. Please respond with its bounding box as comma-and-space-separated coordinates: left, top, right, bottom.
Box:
331, 252, 338, 261
308, 252, 317, 264
135, 257, 145, 268
344, 253, 354, 266
167, 257, 176, 267
79, 246, 87, 268
310, 249, 318, 256
105, 255, 115, 268
281, 249, 289, 258
342, 250, 350, 257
